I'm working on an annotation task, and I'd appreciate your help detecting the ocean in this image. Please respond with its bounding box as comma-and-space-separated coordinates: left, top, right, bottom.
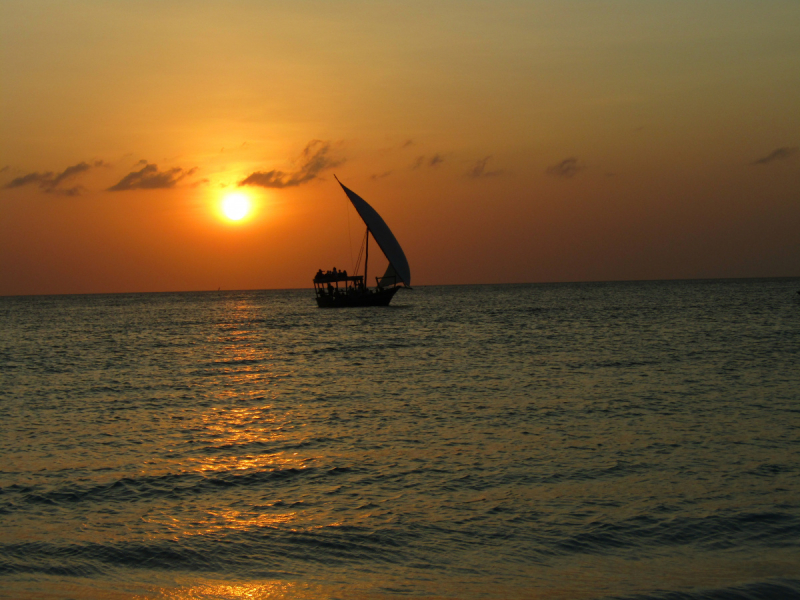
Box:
1, 279, 799, 600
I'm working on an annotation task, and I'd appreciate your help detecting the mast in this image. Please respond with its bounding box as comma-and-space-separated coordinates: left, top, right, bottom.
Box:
364, 228, 369, 288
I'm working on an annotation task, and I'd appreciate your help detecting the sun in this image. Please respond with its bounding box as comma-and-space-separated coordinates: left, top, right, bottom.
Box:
221, 192, 251, 221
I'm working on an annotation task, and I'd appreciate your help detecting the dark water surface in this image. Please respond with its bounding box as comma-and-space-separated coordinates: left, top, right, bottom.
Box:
1, 279, 799, 600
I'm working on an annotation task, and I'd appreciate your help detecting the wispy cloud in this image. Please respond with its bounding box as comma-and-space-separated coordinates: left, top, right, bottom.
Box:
401, 139, 414, 148
239, 140, 343, 189
51, 162, 92, 188
546, 157, 584, 179
468, 156, 502, 178
370, 171, 392, 180
5, 172, 48, 188
411, 154, 445, 169
108, 163, 197, 191
752, 146, 798, 165
3, 161, 93, 195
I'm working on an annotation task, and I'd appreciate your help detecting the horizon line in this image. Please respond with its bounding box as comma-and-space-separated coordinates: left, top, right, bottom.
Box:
2, 275, 799, 299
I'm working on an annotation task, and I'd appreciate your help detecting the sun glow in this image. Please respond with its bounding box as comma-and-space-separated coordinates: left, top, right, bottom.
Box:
221, 192, 251, 221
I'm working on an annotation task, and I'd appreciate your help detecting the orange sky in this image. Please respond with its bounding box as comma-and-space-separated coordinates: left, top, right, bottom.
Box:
1, 1, 799, 295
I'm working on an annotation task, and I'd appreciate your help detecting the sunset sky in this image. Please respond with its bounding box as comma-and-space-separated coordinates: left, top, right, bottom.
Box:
1, 0, 799, 295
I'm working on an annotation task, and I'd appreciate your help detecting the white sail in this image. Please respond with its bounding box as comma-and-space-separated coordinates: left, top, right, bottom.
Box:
337, 179, 411, 287
377, 263, 399, 288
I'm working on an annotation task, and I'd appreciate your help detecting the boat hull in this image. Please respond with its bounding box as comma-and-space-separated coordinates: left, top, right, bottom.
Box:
316, 286, 399, 308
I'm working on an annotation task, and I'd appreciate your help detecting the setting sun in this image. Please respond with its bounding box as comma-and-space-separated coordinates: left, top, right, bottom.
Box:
221, 192, 251, 221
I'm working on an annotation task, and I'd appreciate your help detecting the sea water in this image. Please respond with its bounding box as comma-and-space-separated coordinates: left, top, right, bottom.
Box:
1, 279, 799, 600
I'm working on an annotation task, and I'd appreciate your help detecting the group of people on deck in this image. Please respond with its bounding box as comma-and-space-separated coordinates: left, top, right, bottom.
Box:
314, 266, 369, 297
314, 267, 348, 281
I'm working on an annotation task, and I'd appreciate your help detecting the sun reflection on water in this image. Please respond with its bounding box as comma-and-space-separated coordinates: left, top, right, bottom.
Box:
190, 405, 312, 472
186, 453, 307, 474
150, 579, 319, 600
180, 509, 297, 536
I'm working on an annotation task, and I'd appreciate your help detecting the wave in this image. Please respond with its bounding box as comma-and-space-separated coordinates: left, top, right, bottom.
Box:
553, 512, 800, 555
0, 466, 313, 511
611, 578, 800, 600
0, 524, 411, 578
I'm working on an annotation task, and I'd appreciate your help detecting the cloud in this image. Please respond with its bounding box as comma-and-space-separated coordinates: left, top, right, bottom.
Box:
51, 162, 91, 187
411, 154, 446, 169
401, 139, 414, 148
108, 163, 197, 191
54, 186, 84, 197
239, 140, 343, 189
4, 172, 47, 188
3, 161, 93, 195
752, 147, 798, 165
546, 157, 584, 179
468, 156, 502, 178
370, 171, 392, 180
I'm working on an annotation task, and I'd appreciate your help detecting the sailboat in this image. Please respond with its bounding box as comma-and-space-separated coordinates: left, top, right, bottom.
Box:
313, 177, 411, 307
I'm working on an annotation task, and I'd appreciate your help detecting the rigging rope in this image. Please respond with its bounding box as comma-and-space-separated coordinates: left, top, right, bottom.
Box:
354, 228, 366, 276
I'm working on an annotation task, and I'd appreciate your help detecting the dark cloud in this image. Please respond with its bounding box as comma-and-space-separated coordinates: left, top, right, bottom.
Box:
0, 166, 8, 175
55, 186, 84, 197
3, 161, 93, 195
4, 172, 48, 189
51, 162, 91, 187
546, 157, 584, 179
752, 147, 798, 165
468, 156, 502, 178
370, 171, 392, 180
401, 139, 414, 148
108, 164, 197, 191
411, 154, 446, 169
239, 140, 343, 189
